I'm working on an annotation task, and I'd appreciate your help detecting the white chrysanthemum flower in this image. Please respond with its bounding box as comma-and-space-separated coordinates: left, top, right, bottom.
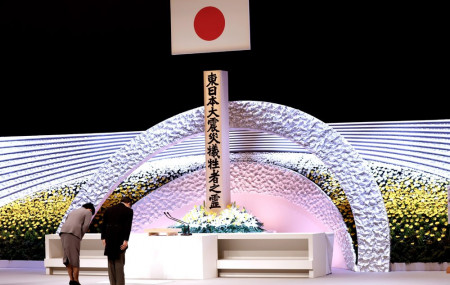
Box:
178, 202, 264, 232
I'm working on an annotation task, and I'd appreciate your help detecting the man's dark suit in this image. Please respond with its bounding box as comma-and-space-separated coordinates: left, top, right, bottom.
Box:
101, 202, 133, 285
101, 202, 133, 258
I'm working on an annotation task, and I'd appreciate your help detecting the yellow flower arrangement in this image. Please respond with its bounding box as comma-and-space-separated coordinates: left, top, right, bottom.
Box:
305, 163, 449, 262
0, 183, 79, 260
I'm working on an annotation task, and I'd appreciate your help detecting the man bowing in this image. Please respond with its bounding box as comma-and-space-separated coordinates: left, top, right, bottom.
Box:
101, 196, 134, 285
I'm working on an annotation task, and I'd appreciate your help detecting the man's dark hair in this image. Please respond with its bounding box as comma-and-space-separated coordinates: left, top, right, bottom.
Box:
82, 203, 96, 214
121, 196, 132, 204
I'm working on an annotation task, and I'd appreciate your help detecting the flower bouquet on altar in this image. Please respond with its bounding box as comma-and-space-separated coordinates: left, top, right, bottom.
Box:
170, 202, 264, 233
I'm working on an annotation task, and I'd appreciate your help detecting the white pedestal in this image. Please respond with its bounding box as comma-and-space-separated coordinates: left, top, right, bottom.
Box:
125, 233, 218, 279
44, 232, 333, 279
216, 232, 333, 278
44, 233, 107, 275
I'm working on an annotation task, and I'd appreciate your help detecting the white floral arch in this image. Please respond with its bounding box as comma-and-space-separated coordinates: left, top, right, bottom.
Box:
131, 161, 357, 270
59, 101, 390, 272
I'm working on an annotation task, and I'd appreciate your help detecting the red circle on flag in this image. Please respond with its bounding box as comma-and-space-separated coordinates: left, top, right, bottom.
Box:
194, 6, 225, 41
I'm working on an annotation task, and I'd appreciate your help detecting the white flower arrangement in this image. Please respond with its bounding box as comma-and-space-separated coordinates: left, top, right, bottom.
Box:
174, 202, 264, 233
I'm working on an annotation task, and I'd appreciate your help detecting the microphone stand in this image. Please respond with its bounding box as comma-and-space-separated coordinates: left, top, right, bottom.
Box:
164, 212, 192, 236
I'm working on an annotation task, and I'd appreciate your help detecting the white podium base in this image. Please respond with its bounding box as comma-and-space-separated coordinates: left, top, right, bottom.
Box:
125, 233, 218, 279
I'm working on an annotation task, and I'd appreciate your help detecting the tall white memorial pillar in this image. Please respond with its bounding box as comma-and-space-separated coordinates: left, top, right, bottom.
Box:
203, 70, 230, 213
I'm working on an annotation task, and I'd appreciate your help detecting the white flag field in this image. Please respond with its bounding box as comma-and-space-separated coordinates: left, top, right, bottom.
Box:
170, 0, 251, 55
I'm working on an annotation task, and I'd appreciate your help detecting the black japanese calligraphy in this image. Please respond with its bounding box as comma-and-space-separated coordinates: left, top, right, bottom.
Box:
205, 71, 223, 210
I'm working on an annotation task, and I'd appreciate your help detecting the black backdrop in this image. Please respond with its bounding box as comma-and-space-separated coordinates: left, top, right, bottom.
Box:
1, 1, 446, 136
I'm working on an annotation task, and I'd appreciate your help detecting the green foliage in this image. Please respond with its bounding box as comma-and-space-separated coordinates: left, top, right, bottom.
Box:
180, 224, 264, 234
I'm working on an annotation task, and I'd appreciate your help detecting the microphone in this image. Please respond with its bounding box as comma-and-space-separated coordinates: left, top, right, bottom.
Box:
163, 212, 192, 236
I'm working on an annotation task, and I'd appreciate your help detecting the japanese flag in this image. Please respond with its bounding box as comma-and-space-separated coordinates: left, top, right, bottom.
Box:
170, 0, 251, 55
